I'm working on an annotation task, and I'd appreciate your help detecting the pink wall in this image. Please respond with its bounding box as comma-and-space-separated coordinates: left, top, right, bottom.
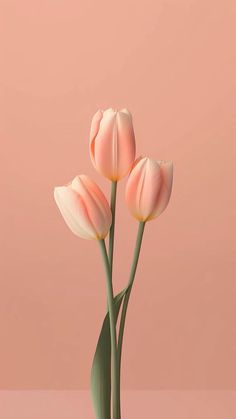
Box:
1, 0, 236, 389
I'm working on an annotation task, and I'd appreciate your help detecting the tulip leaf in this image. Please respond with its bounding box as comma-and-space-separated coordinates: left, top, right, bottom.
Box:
90, 288, 128, 419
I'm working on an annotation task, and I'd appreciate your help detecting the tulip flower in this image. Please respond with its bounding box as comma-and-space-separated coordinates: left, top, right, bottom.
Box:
89, 108, 136, 181
125, 157, 173, 221
54, 175, 112, 240
54, 108, 174, 419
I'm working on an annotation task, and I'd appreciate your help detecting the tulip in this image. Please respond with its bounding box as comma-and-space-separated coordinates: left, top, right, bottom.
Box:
89, 108, 136, 181
54, 175, 112, 240
125, 157, 173, 221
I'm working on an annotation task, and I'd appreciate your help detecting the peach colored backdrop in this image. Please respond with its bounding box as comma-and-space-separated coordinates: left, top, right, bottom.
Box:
1, 0, 236, 389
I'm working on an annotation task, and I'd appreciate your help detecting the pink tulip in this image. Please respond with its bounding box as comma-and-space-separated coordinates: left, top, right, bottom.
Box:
125, 157, 173, 221
54, 175, 112, 240
89, 108, 136, 181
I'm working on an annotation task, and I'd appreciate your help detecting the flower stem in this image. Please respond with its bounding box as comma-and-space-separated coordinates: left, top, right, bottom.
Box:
108, 180, 121, 417
109, 181, 117, 274
117, 221, 146, 385
99, 239, 120, 419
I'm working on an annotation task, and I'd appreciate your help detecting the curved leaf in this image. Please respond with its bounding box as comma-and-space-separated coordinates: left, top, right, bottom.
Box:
90, 288, 127, 419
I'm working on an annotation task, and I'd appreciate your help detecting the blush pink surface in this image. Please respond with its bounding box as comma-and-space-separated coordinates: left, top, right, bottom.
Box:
0, 391, 236, 419
1, 0, 236, 390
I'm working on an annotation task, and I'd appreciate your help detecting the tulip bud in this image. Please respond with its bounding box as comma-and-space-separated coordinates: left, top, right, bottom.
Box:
89, 108, 136, 181
125, 157, 173, 222
54, 175, 112, 240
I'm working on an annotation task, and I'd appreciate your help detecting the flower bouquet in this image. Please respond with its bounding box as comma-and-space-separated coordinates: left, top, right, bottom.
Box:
54, 108, 173, 419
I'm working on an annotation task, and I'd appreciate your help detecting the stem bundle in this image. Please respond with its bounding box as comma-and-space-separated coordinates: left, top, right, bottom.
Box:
99, 182, 145, 419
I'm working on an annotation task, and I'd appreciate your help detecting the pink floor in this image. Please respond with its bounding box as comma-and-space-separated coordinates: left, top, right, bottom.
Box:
0, 391, 235, 418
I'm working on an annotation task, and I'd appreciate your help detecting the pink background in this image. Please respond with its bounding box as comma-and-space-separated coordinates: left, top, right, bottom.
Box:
1, 0, 236, 390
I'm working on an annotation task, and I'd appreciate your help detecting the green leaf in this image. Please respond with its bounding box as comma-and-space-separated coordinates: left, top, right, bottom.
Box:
90, 288, 127, 419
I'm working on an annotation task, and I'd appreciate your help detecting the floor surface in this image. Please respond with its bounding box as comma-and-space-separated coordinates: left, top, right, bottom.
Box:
0, 391, 235, 418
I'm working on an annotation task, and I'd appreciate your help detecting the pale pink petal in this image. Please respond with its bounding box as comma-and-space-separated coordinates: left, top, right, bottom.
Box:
115, 111, 136, 179
119, 108, 132, 117
93, 110, 117, 179
126, 157, 173, 222
71, 175, 112, 239
149, 161, 173, 219
54, 186, 97, 239
79, 175, 112, 223
89, 107, 136, 181
89, 109, 103, 165
138, 159, 162, 220
125, 158, 147, 220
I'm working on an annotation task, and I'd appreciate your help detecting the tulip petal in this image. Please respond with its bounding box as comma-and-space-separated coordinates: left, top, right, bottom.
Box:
126, 157, 173, 222
125, 158, 147, 220
71, 175, 112, 239
79, 175, 112, 223
89, 109, 103, 165
149, 161, 173, 219
119, 108, 132, 117
89, 108, 136, 180
138, 158, 162, 221
116, 111, 136, 179
93, 110, 117, 180
54, 186, 97, 239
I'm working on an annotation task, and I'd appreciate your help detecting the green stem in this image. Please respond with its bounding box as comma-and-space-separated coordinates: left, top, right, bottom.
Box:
109, 181, 117, 274
99, 239, 120, 419
117, 222, 146, 382
108, 180, 120, 418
